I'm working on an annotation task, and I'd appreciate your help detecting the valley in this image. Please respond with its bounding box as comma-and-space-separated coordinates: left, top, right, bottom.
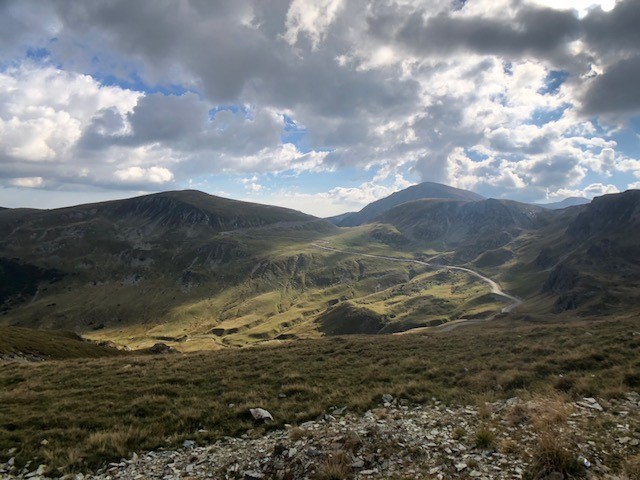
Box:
2, 187, 639, 352
1, 184, 639, 478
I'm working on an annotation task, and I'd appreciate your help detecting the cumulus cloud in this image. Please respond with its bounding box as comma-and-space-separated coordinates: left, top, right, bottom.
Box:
9, 177, 44, 188
254, 174, 415, 217
549, 182, 619, 199
114, 166, 174, 184
284, 0, 344, 48
0, 0, 639, 213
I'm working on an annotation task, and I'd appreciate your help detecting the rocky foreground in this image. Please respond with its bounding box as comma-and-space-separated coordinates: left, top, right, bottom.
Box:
2, 393, 639, 480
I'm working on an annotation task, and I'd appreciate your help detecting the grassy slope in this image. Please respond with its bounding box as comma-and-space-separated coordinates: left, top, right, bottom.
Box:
1, 314, 638, 473
1, 223, 505, 350
0, 326, 124, 360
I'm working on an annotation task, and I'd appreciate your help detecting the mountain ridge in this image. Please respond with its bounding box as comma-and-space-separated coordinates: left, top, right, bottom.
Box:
334, 182, 484, 226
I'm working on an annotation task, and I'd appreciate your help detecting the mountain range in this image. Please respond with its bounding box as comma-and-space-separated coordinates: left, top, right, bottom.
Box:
1, 182, 638, 349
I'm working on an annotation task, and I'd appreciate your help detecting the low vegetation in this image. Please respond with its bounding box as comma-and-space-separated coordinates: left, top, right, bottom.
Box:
0, 326, 124, 360
1, 314, 638, 474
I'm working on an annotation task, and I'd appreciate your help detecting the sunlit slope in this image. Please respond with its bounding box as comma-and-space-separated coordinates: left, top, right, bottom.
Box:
0, 190, 505, 349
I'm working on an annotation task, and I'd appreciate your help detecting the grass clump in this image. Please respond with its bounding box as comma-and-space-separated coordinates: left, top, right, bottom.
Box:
314, 451, 353, 480
525, 397, 585, 480
526, 431, 584, 479
452, 426, 466, 439
474, 426, 496, 449
288, 427, 308, 442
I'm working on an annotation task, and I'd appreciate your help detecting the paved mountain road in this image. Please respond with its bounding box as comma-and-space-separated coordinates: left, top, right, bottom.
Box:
311, 242, 522, 332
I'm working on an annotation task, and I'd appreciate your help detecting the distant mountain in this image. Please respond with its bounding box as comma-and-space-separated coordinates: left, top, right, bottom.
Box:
0, 190, 313, 234
336, 182, 484, 226
537, 197, 590, 210
0, 190, 334, 334
376, 198, 550, 262
326, 211, 356, 225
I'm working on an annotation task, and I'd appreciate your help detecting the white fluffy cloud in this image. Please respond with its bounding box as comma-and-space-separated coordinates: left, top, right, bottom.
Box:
114, 166, 174, 184
8, 177, 44, 188
1, 0, 640, 213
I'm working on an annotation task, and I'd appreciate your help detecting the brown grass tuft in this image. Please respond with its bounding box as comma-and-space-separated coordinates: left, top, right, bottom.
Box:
526, 429, 584, 479
525, 397, 584, 480
474, 426, 496, 449
288, 426, 308, 442
313, 451, 353, 480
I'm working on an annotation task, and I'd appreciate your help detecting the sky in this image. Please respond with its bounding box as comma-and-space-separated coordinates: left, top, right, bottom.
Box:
0, 0, 639, 217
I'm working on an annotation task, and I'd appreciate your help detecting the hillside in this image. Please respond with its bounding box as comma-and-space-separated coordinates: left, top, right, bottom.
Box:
1, 315, 638, 476
537, 196, 590, 210
1, 191, 500, 348
334, 182, 484, 226
0, 191, 342, 343
525, 190, 640, 314
0, 326, 124, 360
375, 198, 551, 262
2, 187, 639, 347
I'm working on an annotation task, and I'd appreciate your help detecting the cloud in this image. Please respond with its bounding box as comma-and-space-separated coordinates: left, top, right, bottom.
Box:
114, 166, 174, 184
284, 0, 344, 48
0, 0, 639, 214
8, 177, 44, 188
580, 55, 640, 116
549, 182, 619, 199
253, 174, 416, 217
393, 4, 581, 61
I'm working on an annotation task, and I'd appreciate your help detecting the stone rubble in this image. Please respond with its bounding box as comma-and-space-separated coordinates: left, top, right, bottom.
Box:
1, 393, 638, 480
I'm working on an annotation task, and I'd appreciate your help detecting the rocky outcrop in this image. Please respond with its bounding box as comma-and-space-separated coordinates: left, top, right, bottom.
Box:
542, 263, 579, 295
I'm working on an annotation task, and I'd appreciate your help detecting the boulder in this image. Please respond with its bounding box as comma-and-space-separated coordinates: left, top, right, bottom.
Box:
250, 408, 274, 423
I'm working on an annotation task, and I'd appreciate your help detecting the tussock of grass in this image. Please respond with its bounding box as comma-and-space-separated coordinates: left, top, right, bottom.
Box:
0, 315, 638, 472
524, 396, 584, 480
474, 426, 496, 449
314, 451, 353, 480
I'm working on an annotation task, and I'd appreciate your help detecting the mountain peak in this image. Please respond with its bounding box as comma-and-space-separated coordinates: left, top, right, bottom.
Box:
335, 182, 484, 226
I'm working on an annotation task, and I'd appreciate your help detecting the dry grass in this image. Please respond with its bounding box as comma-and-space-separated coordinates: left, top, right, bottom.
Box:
0, 315, 638, 473
341, 431, 362, 453
526, 429, 584, 480
524, 397, 584, 480
451, 426, 466, 440
623, 454, 640, 479
314, 451, 353, 480
499, 438, 519, 454
288, 427, 308, 442
474, 426, 496, 449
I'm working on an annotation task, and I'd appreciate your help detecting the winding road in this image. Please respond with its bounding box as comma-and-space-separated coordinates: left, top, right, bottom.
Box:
311, 242, 522, 331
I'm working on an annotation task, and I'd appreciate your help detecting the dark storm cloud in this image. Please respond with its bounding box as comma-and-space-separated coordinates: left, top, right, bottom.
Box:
582, 0, 640, 57
128, 94, 208, 142
580, 55, 640, 116
394, 5, 580, 59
